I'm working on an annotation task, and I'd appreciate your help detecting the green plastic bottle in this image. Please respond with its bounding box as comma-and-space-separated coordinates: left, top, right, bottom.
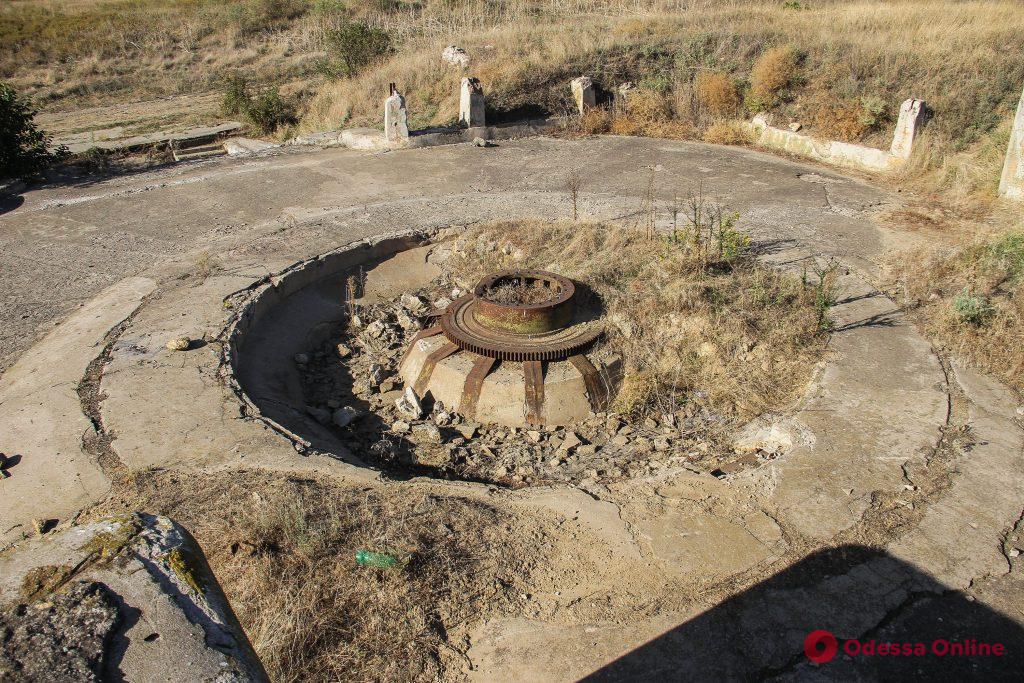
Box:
355, 549, 399, 568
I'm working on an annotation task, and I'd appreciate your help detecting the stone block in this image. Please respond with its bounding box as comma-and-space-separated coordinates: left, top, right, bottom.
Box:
571, 76, 597, 115
459, 77, 486, 128
999, 84, 1024, 200
890, 98, 926, 160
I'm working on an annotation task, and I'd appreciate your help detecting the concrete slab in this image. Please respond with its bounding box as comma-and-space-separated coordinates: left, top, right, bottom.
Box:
0, 276, 155, 546
889, 360, 1024, 589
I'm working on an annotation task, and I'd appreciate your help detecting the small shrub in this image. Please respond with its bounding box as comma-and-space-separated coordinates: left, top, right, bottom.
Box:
233, 0, 310, 35
716, 211, 749, 261
221, 74, 252, 117
245, 88, 296, 134
320, 22, 392, 79
807, 96, 871, 141
1, 83, 64, 181
803, 259, 840, 332
610, 89, 690, 139
749, 45, 800, 108
979, 231, 1024, 283
953, 288, 995, 326
221, 76, 295, 134
859, 95, 887, 129
574, 107, 611, 135
694, 72, 740, 117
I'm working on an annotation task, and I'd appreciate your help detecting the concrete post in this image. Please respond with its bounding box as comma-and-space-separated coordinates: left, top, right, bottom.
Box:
384, 83, 409, 144
459, 77, 486, 128
571, 76, 597, 115
998, 84, 1024, 200
890, 98, 927, 160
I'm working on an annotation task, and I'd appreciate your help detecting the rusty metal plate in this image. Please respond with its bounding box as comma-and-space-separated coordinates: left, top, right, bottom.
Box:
523, 360, 545, 425
413, 341, 459, 396
459, 353, 498, 419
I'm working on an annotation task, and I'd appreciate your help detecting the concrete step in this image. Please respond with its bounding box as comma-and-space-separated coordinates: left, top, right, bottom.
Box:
173, 143, 227, 162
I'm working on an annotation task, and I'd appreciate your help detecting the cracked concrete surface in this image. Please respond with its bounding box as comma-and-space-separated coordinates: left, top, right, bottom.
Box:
1, 136, 1022, 679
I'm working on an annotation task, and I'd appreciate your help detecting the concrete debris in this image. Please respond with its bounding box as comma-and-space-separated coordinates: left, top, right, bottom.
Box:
395, 387, 424, 419
166, 337, 190, 351
410, 423, 443, 444
332, 406, 360, 428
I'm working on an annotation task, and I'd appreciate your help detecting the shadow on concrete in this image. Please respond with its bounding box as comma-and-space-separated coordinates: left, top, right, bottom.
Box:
584, 545, 1023, 681
749, 238, 800, 258
0, 192, 25, 216
34, 155, 178, 192
832, 310, 901, 332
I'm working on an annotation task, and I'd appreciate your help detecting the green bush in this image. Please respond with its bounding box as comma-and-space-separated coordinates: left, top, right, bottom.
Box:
319, 22, 392, 79
982, 231, 1024, 283
953, 288, 995, 326
220, 76, 296, 134
246, 88, 297, 134
222, 74, 253, 117
1, 83, 64, 181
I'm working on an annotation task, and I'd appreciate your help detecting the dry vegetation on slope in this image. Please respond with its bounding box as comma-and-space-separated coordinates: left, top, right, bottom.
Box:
3, 0, 1023, 201
303, 0, 1024, 201
3, 0, 1022, 388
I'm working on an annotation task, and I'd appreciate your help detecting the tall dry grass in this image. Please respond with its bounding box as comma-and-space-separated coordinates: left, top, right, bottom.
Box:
4, 1, 1022, 201
441, 218, 828, 423
300, 1, 1023, 201
890, 226, 1024, 393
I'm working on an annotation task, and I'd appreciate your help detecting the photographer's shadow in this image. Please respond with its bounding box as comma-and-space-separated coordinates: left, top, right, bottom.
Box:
584, 544, 1024, 681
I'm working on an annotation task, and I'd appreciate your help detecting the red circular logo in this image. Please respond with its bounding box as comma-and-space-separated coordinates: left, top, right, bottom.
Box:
804, 630, 838, 664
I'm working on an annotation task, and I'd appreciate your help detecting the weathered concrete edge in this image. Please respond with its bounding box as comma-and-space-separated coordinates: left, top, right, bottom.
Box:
219, 228, 439, 456
0, 276, 157, 548
0, 513, 268, 681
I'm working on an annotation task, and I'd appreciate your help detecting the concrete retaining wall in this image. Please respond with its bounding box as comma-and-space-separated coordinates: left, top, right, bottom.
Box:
999, 84, 1024, 200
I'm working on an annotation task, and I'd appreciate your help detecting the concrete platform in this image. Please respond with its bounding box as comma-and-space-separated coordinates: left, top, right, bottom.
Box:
0, 135, 1021, 679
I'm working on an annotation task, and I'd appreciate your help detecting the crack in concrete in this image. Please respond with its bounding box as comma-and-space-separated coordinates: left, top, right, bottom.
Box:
75, 293, 155, 481
1000, 507, 1024, 573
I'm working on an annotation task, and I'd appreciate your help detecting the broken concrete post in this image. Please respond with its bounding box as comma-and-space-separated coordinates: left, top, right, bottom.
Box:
384, 83, 409, 144
571, 76, 597, 115
613, 82, 635, 115
459, 77, 486, 128
998, 84, 1024, 200
890, 98, 927, 160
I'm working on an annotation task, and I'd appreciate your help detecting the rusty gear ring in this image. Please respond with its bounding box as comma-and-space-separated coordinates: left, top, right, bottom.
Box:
439, 270, 604, 361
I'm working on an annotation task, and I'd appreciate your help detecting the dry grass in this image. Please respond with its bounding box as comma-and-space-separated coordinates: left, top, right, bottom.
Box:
297, 1, 1022, 202
702, 120, 752, 145
694, 72, 740, 117
4, 1, 1023, 200
442, 218, 828, 422
749, 44, 800, 109
890, 227, 1024, 393
89, 469, 528, 682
